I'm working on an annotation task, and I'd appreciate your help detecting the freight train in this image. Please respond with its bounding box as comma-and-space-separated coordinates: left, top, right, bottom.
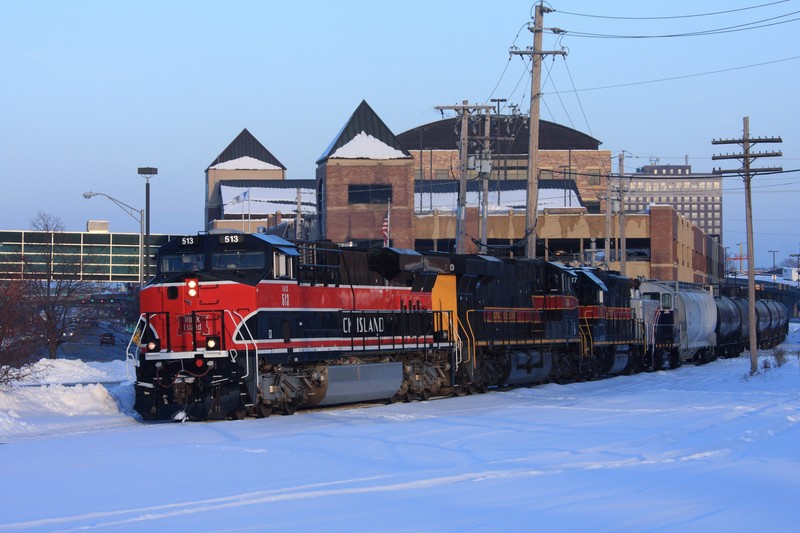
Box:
127, 233, 789, 421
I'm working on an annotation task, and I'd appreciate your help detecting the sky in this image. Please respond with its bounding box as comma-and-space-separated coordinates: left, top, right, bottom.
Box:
1, 1, 798, 267
1, 327, 799, 530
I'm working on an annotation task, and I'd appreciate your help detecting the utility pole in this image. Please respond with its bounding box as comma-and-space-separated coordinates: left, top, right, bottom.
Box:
619, 153, 627, 276
434, 101, 492, 254
604, 168, 612, 269
713, 116, 782, 374
481, 110, 492, 252
510, 1, 566, 259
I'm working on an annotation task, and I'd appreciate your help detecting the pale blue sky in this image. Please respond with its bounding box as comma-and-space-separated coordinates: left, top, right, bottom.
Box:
2, 0, 798, 266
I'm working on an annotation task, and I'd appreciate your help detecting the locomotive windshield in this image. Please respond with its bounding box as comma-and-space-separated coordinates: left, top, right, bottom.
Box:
211, 251, 266, 271
160, 253, 205, 273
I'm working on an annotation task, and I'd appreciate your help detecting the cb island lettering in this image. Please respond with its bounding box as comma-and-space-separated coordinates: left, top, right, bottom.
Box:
342, 315, 386, 335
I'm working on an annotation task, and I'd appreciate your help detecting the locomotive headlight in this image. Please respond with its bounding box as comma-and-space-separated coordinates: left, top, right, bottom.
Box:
147, 339, 161, 352
207, 360, 215, 369
205, 336, 220, 350
186, 278, 199, 298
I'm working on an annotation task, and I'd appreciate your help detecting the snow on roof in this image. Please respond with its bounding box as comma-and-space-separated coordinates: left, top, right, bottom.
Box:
209, 156, 283, 171
220, 184, 316, 217
329, 131, 408, 159
414, 187, 581, 213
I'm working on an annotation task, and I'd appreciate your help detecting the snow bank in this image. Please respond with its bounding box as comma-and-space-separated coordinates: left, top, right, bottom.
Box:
0, 359, 133, 442
17, 358, 129, 385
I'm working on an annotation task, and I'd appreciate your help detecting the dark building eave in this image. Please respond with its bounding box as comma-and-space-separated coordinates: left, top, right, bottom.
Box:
397, 115, 602, 153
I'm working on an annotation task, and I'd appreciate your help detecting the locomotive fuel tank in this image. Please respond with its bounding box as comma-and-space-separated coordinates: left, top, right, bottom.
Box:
304, 363, 404, 407
500, 350, 553, 385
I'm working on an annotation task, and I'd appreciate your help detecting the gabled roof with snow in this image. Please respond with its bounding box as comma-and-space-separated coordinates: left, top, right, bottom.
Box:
207, 128, 286, 171
317, 100, 412, 163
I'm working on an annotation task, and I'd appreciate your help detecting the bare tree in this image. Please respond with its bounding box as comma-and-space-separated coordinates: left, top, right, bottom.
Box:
0, 280, 40, 386
23, 212, 94, 359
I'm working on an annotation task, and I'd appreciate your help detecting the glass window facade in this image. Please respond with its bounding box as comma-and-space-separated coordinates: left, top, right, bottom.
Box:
0, 230, 178, 282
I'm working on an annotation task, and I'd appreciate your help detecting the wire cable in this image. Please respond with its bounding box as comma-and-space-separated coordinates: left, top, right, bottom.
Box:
556, 1, 791, 21
544, 55, 800, 94
563, 12, 800, 39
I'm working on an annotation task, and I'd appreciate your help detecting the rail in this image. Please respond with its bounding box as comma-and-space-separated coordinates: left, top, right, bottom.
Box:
225, 309, 260, 385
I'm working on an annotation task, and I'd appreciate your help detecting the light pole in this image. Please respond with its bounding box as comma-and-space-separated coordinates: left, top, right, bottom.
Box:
768, 250, 779, 272
83, 191, 145, 286
137, 167, 157, 280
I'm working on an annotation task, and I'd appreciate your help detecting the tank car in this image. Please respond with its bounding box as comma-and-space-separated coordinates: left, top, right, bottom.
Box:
714, 295, 743, 358
637, 281, 718, 366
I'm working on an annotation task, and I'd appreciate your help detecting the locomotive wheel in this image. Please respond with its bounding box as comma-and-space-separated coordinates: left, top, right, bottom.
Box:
256, 401, 272, 418
404, 390, 416, 403
420, 389, 430, 401
282, 401, 297, 416
232, 406, 247, 420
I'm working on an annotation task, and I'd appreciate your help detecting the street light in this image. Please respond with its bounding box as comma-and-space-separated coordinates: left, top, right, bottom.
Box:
83, 191, 145, 286
137, 167, 157, 280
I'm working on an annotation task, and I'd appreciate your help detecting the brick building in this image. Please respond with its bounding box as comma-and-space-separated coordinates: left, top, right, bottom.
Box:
198, 102, 723, 284
316, 100, 416, 248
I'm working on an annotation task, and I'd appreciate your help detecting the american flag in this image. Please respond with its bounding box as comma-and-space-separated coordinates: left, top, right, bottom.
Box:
381, 210, 390, 246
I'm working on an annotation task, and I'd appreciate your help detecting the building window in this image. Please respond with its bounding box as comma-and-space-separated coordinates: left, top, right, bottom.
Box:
540, 169, 554, 180
348, 184, 393, 205
587, 169, 601, 186
434, 169, 449, 180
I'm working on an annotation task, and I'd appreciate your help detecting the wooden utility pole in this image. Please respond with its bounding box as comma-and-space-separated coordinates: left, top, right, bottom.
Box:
510, 1, 566, 259
480, 110, 492, 252
604, 169, 612, 269
434, 101, 492, 254
619, 153, 627, 276
713, 116, 782, 374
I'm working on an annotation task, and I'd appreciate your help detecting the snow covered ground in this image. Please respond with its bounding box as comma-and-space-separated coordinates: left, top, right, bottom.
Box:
1, 327, 799, 532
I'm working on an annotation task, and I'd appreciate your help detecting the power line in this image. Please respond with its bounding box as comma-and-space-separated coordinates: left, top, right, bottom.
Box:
562, 11, 800, 39
544, 55, 800, 94
555, 1, 791, 21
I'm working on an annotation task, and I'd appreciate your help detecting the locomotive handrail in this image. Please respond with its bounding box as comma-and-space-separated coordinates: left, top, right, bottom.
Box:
578, 317, 592, 360
125, 313, 149, 381
224, 309, 256, 382
459, 311, 475, 366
